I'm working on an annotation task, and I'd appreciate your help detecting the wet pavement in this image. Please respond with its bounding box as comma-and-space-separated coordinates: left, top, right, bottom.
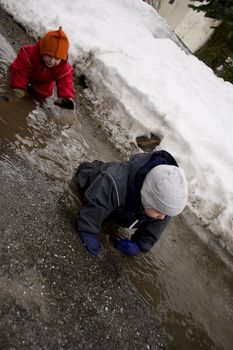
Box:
0, 152, 167, 350
1, 5, 233, 350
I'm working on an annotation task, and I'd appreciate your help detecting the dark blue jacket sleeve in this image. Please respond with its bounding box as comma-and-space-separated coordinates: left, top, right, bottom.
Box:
131, 216, 171, 252
76, 172, 119, 235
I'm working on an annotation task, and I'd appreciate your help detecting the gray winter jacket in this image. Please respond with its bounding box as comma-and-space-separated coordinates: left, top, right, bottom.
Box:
75, 151, 177, 252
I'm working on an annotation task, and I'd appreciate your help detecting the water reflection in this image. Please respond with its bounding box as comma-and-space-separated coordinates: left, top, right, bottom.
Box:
117, 218, 233, 350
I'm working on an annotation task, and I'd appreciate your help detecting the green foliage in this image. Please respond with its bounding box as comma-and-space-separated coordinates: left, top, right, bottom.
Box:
189, 0, 233, 84
189, 0, 233, 24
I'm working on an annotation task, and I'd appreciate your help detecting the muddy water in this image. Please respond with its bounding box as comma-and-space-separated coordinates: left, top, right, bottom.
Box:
1, 30, 233, 350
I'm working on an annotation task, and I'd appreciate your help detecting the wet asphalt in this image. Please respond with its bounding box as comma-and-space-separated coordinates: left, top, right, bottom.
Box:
0, 6, 168, 350
0, 151, 167, 350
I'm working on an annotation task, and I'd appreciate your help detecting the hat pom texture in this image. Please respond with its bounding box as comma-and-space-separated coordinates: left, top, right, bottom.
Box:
141, 165, 188, 217
40, 27, 69, 61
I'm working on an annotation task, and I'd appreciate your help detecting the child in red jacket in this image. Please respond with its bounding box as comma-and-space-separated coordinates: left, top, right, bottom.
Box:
9, 27, 75, 109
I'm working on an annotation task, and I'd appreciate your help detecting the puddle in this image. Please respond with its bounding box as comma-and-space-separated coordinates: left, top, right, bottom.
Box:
116, 216, 233, 350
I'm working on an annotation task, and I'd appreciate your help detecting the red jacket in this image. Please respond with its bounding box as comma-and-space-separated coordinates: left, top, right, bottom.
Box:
10, 41, 75, 99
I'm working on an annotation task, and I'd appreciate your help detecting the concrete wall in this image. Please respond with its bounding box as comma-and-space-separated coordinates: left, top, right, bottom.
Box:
148, 0, 217, 52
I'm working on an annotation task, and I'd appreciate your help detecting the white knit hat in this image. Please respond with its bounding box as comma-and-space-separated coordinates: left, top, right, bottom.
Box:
141, 164, 188, 216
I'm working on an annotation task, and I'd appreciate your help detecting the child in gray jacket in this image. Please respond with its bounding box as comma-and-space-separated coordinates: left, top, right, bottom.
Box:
74, 150, 188, 256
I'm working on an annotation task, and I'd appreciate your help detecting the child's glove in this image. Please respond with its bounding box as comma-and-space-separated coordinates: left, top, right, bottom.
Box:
13, 88, 26, 98
113, 238, 141, 256
0, 95, 9, 101
79, 232, 101, 256
54, 98, 75, 110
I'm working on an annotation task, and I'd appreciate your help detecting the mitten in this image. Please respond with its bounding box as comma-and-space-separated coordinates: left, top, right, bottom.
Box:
13, 88, 26, 98
113, 239, 141, 256
79, 231, 101, 256
54, 98, 75, 110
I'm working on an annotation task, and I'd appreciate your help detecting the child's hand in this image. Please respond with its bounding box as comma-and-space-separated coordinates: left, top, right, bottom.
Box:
79, 231, 101, 256
13, 88, 26, 98
54, 98, 75, 110
112, 238, 141, 256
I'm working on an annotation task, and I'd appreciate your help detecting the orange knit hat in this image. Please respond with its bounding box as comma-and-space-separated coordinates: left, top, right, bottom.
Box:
40, 26, 69, 61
